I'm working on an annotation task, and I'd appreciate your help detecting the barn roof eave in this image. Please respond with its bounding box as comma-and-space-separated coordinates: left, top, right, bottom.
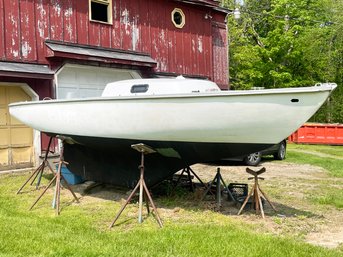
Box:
0, 61, 54, 79
174, 0, 229, 14
45, 40, 157, 68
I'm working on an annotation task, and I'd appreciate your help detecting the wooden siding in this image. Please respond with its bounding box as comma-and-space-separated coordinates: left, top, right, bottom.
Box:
0, 0, 228, 87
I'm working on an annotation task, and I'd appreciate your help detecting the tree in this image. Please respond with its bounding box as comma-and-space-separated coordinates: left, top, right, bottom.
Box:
224, 0, 343, 123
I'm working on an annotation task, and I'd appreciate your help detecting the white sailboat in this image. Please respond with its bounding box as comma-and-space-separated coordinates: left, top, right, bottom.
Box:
9, 77, 337, 187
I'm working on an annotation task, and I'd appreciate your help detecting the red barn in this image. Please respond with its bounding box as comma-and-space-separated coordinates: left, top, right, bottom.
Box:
0, 0, 229, 170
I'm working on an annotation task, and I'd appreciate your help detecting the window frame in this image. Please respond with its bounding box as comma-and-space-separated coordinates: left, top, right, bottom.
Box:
171, 8, 185, 29
89, 0, 113, 25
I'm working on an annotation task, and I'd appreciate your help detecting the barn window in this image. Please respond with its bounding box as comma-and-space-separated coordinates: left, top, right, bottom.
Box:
172, 8, 185, 28
89, 0, 112, 24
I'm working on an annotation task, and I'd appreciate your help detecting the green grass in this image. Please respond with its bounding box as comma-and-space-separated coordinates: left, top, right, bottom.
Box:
286, 144, 343, 209
0, 173, 342, 257
287, 144, 343, 177
312, 191, 343, 209
288, 143, 343, 158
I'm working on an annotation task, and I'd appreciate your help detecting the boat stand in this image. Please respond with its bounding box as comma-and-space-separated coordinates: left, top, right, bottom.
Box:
17, 137, 55, 194
237, 167, 276, 218
109, 143, 163, 228
172, 166, 208, 193
201, 167, 234, 209
29, 142, 79, 215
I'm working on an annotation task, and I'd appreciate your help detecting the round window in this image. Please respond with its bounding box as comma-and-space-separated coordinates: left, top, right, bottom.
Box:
172, 8, 185, 28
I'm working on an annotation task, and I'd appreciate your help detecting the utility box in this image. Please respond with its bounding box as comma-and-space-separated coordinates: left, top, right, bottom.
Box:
56, 164, 84, 185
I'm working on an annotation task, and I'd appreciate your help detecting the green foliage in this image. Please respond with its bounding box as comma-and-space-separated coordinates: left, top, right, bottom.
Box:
224, 0, 343, 122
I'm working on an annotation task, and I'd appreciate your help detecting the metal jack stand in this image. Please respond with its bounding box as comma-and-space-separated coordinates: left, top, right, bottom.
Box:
109, 143, 163, 228
173, 166, 208, 192
237, 167, 277, 218
201, 167, 234, 209
29, 142, 79, 215
17, 137, 55, 194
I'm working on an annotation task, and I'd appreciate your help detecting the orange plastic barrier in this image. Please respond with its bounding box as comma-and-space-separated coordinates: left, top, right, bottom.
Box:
288, 123, 343, 145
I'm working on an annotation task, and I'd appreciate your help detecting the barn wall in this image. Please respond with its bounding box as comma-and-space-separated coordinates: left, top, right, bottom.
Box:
0, 0, 228, 86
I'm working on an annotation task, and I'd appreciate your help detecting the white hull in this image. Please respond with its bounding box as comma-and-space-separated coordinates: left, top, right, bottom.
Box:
9, 84, 336, 145
8, 80, 337, 187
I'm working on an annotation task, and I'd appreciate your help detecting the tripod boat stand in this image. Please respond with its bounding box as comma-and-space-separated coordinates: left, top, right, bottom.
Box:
201, 167, 234, 209
172, 166, 208, 193
109, 143, 163, 228
17, 137, 55, 194
237, 167, 276, 218
29, 141, 79, 215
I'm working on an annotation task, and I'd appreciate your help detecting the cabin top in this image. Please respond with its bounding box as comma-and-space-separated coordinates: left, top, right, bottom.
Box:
101, 76, 220, 97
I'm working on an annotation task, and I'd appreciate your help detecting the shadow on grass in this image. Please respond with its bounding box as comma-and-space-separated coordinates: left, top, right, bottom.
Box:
63, 179, 320, 221
14, 167, 319, 221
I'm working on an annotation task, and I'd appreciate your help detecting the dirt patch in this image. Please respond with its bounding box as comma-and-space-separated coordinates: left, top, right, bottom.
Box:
189, 162, 343, 249
69, 161, 343, 249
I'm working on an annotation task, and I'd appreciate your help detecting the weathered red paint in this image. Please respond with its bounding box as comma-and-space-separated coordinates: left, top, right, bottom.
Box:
35, 0, 50, 62
0, 0, 228, 87
0, 0, 4, 59
212, 21, 228, 88
19, 0, 37, 61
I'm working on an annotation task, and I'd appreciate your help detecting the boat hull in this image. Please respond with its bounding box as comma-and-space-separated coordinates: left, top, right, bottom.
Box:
9, 85, 334, 144
62, 135, 272, 187
9, 83, 337, 187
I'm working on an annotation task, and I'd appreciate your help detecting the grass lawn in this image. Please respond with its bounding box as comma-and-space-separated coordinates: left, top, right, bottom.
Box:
286, 144, 343, 210
287, 144, 343, 177
0, 144, 343, 257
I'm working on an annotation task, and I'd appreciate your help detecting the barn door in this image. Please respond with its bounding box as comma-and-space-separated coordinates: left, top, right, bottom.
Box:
0, 86, 33, 170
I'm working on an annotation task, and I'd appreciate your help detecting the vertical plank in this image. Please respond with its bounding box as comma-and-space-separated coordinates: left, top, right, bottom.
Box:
166, 3, 177, 75
138, 0, 150, 53
190, 9, 206, 77
111, 0, 121, 48
150, 2, 169, 73
100, 25, 111, 48
63, 0, 76, 43
201, 18, 212, 79
88, 22, 101, 46
19, 0, 37, 61
3, 0, 20, 60
149, 2, 160, 71
157, 6, 168, 72
49, 0, 63, 41
75, 0, 88, 45
182, 7, 192, 75
130, 0, 140, 52
35, 0, 50, 63
174, 22, 184, 74
0, 0, 5, 59
120, 0, 133, 50
212, 23, 228, 88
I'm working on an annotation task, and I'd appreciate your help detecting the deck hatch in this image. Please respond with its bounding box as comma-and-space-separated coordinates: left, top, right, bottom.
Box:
131, 84, 149, 93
